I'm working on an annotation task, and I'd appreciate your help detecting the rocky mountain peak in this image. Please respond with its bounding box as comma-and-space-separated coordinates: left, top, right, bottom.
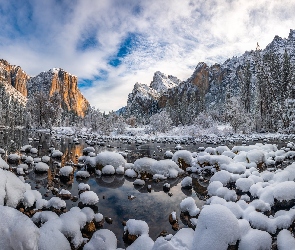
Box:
27, 68, 89, 117
150, 71, 180, 94
0, 59, 29, 97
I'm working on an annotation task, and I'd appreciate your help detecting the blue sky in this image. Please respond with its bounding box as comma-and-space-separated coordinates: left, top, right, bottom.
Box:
0, 0, 295, 111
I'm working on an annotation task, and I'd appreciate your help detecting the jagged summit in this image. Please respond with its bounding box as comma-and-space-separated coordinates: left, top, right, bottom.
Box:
150, 71, 180, 94
0, 59, 29, 97
123, 27, 295, 129
0, 59, 90, 118
27, 68, 89, 117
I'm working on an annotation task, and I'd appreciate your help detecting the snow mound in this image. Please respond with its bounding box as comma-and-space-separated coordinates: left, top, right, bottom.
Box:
0, 205, 39, 250
125, 219, 149, 236
193, 204, 239, 250
84, 229, 117, 250
96, 151, 126, 169
80, 191, 99, 205
180, 197, 200, 216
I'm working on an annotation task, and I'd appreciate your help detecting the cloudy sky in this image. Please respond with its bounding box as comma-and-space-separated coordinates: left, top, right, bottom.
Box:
0, 0, 295, 112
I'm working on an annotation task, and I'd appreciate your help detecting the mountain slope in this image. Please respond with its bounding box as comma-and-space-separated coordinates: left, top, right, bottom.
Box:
124, 29, 295, 131
27, 68, 90, 117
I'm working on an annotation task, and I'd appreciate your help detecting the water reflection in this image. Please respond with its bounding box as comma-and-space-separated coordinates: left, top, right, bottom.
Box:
2, 129, 289, 248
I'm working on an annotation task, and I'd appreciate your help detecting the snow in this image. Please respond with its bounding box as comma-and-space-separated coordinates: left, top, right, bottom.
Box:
102, 165, 116, 175
116, 165, 125, 174
134, 179, 145, 186
125, 219, 149, 236
181, 176, 192, 188
239, 228, 272, 250
236, 178, 255, 192
41, 155, 50, 163
78, 183, 90, 191
59, 166, 73, 176
34, 162, 49, 172
0, 205, 39, 250
192, 204, 239, 250
23, 189, 42, 208
179, 197, 200, 216
46, 197, 66, 209
127, 235, 154, 250
96, 151, 126, 169
0, 156, 9, 169
76, 170, 90, 178
134, 157, 157, 174
80, 191, 99, 205
0, 169, 26, 207
277, 229, 295, 250
125, 169, 138, 178
172, 150, 193, 166
51, 150, 63, 158
84, 229, 117, 250
151, 159, 183, 177
152, 228, 194, 250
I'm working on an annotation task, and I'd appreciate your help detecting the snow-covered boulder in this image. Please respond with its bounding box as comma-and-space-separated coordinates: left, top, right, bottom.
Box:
192, 204, 239, 250
80, 191, 99, 205
0, 169, 26, 207
172, 150, 193, 168
102, 165, 116, 175
0, 205, 40, 250
96, 151, 126, 169
180, 197, 200, 217
34, 162, 49, 172
84, 229, 117, 250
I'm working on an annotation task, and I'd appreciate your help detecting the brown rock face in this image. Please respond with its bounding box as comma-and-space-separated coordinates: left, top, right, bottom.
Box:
27, 68, 90, 117
0, 59, 29, 97
49, 69, 89, 117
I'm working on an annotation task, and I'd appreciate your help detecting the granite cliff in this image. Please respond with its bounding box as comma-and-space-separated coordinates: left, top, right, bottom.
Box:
0, 60, 90, 118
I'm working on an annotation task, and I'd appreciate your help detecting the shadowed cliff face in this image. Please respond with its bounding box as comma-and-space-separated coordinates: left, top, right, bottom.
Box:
0, 59, 29, 97
26, 68, 90, 117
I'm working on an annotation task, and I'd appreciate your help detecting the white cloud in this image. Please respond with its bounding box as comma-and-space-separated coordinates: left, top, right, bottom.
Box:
0, 0, 294, 111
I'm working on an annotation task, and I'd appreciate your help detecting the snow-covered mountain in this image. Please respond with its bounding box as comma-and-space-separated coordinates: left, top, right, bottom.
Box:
0, 60, 90, 120
125, 71, 181, 122
27, 68, 89, 117
123, 29, 295, 131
